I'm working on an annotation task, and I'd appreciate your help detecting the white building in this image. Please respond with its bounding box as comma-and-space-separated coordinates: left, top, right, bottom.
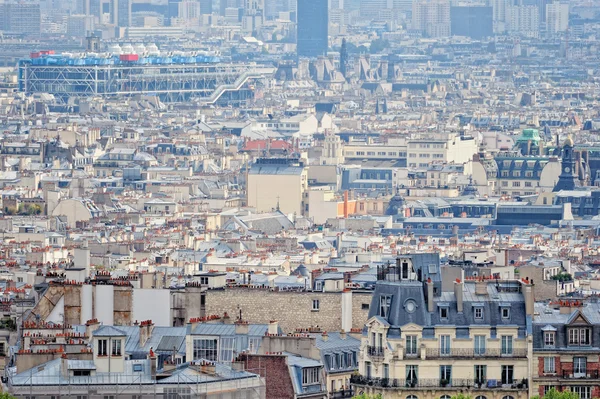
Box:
546, 1, 569, 35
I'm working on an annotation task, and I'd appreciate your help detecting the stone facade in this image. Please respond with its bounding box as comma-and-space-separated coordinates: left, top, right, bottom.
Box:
204, 288, 372, 333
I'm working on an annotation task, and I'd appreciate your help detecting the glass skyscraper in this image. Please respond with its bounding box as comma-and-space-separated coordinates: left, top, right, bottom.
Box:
297, 0, 328, 58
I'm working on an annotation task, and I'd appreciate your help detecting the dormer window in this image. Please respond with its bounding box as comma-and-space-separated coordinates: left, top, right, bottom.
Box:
112, 339, 122, 356
380, 295, 392, 318
544, 332, 555, 348
501, 307, 510, 320
569, 328, 591, 346
439, 304, 449, 320
474, 307, 484, 320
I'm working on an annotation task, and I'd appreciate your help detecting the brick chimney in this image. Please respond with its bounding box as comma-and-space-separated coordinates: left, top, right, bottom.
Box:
454, 279, 463, 313
85, 318, 101, 339
426, 278, 434, 313
268, 320, 278, 335
139, 320, 154, 347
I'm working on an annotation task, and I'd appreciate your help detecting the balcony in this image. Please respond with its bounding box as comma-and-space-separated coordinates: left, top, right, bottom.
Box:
562, 370, 599, 379
330, 389, 353, 398
425, 348, 528, 359
367, 346, 385, 358
350, 375, 528, 390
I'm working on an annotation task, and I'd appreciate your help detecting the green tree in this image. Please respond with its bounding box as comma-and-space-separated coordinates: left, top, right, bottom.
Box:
352, 394, 382, 399
0, 393, 17, 399
369, 38, 390, 54
531, 388, 580, 399
451, 394, 473, 399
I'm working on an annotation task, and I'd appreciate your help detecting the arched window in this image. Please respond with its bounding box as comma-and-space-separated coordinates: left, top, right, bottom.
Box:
441, 395, 452, 399
407, 395, 418, 399
502, 396, 514, 399
476, 396, 487, 399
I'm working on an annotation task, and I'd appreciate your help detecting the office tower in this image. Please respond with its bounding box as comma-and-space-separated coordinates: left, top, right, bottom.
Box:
76, 0, 91, 14
110, 0, 131, 26
168, 0, 182, 19
491, 0, 511, 33
0, 2, 41, 36
412, 0, 450, 38
90, 0, 102, 20
360, 0, 392, 20
297, 0, 328, 58
546, 1, 568, 35
450, 5, 493, 39
340, 38, 348, 78
508, 4, 540, 38
67, 14, 95, 37
199, 0, 213, 14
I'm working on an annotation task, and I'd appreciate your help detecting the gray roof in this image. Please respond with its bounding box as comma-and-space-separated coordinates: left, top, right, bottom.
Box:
93, 326, 127, 337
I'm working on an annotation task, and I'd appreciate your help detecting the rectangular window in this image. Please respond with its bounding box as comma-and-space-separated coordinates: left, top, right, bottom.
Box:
192, 339, 218, 361
406, 365, 418, 382
302, 367, 320, 385
111, 339, 121, 356
474, 307, 483, 319
366, 361, 372, 379
440, 365, 452, 382
501, 308, 510, 319
544, 357, 555, 374
383, 363, 389, 379
406, 335, 418, 356
501, 365, 514, 385
474, 335, 486, 355
544, 386, 555, 395
544, 332, 555, 347
440, 335, 451, 355
312, 299, 320, 311
574, 357, 587, 376
98, 339, 107, 356
569, 328, 591, 346
219, 337, 236, 362
475, 365, 486, 383
440, 307, 448, 319
501, 335, 513, 355
571, 386, 591, 399
379, 295, 392, 318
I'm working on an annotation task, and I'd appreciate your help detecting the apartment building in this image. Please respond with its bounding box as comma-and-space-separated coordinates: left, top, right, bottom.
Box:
352, 257, 534, 399
532, 301, 600, 399
407, 134, 478, 168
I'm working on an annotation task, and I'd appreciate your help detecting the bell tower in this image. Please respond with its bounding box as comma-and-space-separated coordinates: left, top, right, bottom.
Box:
553, 135, 579, 192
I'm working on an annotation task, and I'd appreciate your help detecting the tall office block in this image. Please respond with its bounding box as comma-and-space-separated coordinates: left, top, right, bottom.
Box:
546, 1, 569, 35
450, 5, 493, 39
412, 0, 450, 38
297, 0, 328, 58
0, 2, 41, 36
508, 4, 540, 38
199, 0, 213, 14
117, 0, 131, 27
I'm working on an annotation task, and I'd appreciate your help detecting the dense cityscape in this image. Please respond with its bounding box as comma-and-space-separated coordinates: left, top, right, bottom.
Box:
0, 0, 599, 398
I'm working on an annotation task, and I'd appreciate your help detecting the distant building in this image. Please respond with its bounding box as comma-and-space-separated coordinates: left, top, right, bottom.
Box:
450, 5, 493, 39
0, 1, 41, 37
508, 5, 540, 38
247, 158, 308, 215
545, 1, 569, 35
553, 136, 580, 192
412, 0, 451, 38
297, 0, 328, 58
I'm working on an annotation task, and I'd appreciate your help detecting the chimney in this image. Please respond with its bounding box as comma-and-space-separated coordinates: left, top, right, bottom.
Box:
60, 354, 69, 378
149, 352, 157, 380
454, 279, 463, 313
523, 282, 534, 316
340, 330, 347, 340
222, 312, 232, 324
139, 320, 154, 347
85, 318, 101, 338
426, 278, 434, 313
322, 331, 328, 342
235, 320, 249, 335
475, 279, 488, 296
268, 320, 279, 335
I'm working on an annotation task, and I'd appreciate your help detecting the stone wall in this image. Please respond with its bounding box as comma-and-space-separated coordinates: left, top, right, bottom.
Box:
204, 288, 373, 333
